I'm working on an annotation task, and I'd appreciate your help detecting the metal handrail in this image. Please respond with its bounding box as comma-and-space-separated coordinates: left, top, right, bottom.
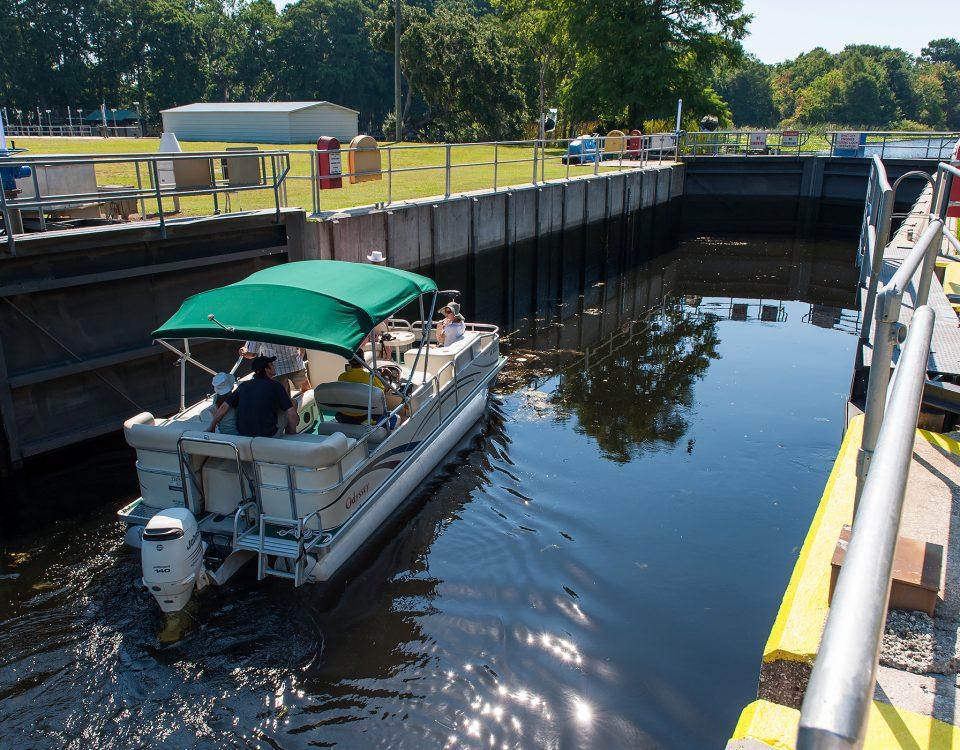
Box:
680, 129, 810, 156
856, 219, 943, 502
798, 305, 934, 750
0, 149, 291, 253
827, 131, 960, 159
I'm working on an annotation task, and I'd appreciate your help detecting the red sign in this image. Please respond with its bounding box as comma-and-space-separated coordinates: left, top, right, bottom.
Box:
316, 136, 343, 190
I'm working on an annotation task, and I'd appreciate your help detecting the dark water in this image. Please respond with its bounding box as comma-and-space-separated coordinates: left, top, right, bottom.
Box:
1, 233, 860, 749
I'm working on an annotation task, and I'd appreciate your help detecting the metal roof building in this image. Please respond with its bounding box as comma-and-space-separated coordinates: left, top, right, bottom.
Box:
160, 101, 359, 144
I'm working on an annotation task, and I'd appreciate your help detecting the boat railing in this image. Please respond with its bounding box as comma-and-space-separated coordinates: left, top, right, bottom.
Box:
797, 306, 934, 749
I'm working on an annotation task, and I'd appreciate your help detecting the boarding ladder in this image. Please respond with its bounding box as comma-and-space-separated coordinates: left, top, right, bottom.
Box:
235, 512, 329, 586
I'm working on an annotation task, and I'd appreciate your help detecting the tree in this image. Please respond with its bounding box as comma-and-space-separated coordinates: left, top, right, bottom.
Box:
714, 55, 776, 127
921, 38, 960, 69
369, 0, 528, 141
523, 0, 749, 126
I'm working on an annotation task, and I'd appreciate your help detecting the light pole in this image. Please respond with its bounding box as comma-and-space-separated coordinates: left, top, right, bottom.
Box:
111, 108, 117, 128
77, 109, 83, 135
394, 0, 401, 142
45, 109, 52, 131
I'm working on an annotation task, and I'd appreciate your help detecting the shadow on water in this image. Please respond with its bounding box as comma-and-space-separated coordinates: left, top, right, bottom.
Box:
1, 216, 862, 749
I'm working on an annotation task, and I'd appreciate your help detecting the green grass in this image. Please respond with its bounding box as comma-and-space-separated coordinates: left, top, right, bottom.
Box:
10, 136, 627, 217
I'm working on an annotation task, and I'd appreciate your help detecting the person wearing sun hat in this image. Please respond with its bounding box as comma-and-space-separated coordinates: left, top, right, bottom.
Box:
437, 300, 466, 346
210, 372, 239, 435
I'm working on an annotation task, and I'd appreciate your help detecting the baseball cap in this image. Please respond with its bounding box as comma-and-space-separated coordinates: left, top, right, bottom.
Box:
251, 354, 277, 374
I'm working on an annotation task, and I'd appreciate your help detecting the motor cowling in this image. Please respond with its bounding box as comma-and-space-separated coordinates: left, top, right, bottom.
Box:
141, 508, 203, 613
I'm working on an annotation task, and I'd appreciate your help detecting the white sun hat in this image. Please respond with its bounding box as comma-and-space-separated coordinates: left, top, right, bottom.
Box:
211, 372, 236, 396
367, 250, 386, 263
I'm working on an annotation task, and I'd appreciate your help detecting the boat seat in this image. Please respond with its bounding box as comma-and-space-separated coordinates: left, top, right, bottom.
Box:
403, 331, 480, 386
313, 420, 390, 443
124, 411, 197, 452
252, 431, 356, 467
252, 432, 367, 524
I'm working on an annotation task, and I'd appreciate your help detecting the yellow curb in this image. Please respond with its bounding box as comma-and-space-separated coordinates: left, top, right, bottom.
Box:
730, 699, 960, 750
762, 415, 862, 664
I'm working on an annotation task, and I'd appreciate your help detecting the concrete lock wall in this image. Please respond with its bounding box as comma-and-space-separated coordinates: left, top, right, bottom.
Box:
299, 164, 683, 274
679, 155, 938, 237
0, 209, 304, 474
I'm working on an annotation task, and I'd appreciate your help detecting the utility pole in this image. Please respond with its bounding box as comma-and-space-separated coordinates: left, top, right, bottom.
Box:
394, 0, 402, 142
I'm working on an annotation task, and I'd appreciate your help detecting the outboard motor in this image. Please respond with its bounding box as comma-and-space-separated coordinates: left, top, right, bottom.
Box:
141, 508, 204, 613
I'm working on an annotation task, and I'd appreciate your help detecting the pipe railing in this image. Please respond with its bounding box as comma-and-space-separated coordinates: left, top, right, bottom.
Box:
856, 156, 895, 345
681, 129, 810, 156
285, 133, 678, 214
4, 123, 141, 138
0, 150, 290, 254
827, 131, 960, 159
856, 218, 943, 501
798, 304, 934, 750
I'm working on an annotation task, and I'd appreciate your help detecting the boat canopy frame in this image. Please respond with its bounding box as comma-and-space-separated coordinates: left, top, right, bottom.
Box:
151, 261, 448, 427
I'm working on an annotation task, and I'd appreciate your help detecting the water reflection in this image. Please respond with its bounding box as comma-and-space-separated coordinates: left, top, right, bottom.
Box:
0, 231, 864, 750
552, 305, 720, 463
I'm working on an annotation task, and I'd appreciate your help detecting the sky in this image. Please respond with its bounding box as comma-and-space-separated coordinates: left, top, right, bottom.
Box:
741, 0, 959, 63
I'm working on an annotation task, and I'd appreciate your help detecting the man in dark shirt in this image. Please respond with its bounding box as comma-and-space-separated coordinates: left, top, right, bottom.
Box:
206, 355, 298, 437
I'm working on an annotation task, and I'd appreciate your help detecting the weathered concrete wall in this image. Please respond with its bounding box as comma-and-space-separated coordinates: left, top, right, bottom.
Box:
679, 155, 937, 236
299, 165, 683, 273
0, 209, 305, 473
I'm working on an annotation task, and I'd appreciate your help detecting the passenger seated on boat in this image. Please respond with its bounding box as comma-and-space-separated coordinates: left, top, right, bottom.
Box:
207, 355, 298, 437
313, 382, 392, 442
436, 301, 466, 346
210, 372, 239, 435
336, 359, 387, 425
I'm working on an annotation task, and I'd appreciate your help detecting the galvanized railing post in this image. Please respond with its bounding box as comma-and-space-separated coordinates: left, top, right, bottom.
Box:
493, 143, 499, 191
594, 138, 600, 175
915, 220, 944, 306
150, 159, 166, 238
387, 147, 393, 205
445, 144, 452, 198
532, 138, 539, 185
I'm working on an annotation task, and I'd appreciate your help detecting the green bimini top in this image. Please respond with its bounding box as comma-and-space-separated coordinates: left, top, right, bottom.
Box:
153, 260, 437, 359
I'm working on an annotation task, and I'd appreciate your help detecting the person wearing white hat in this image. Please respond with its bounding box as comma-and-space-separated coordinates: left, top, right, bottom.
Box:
363, 250, 390, 356
210, 372, 238, 435
436, 301, 466, 346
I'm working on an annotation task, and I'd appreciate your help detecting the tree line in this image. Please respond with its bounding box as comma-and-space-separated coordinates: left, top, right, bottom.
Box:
717, 39, 960, 131
1, 0, 956, 141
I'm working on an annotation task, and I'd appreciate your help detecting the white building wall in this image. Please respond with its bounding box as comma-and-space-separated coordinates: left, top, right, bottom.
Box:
160, 106, 359, 144
160, 111, 292, 143
288, 107, 359, 144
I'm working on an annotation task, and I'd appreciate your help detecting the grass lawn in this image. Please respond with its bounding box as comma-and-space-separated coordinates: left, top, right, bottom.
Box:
10, 136, 628, 217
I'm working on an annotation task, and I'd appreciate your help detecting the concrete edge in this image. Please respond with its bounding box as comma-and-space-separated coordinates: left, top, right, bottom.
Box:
727, 699, 960, 750
761, 415, 864, 666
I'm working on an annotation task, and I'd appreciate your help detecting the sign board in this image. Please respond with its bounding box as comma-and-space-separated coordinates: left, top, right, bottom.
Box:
834, 132, 862, 157
781, 130, 800, 148
748, 132, 768, 151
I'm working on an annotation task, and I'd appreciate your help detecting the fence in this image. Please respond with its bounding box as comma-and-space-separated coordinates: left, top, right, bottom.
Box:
796, 158, 959, 749
286, 133, 679, 214
4, 124, 142, 138
0, 149, 290, 254
827, 131, 960, 159
681, 129, 811, 156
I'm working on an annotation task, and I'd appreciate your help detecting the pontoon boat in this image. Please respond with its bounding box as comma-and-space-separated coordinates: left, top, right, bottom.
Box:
118, 260, 505, 613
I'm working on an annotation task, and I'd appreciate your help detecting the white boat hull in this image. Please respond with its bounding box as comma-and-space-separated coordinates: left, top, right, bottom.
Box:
307, 378, 491, 581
